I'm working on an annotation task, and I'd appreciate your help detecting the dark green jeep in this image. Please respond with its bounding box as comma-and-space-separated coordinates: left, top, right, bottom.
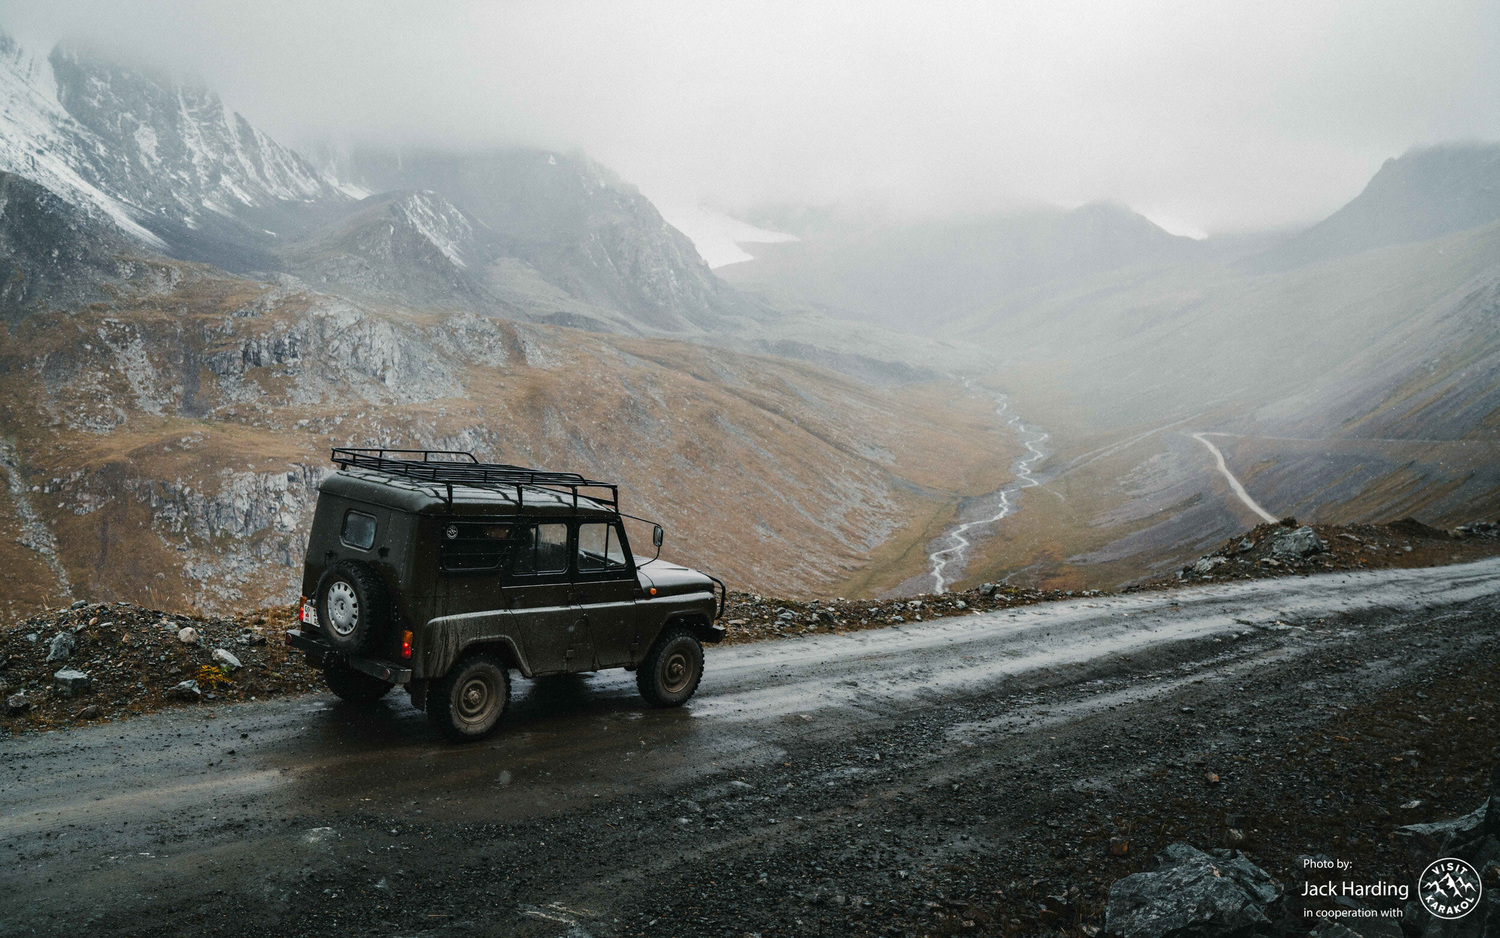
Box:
286, 449, 725, 741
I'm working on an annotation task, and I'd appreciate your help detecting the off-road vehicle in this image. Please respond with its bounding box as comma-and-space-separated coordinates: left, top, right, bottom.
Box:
286, 448, 725, 741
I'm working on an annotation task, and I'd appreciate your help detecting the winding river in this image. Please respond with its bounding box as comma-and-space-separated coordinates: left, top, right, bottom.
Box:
927, 393, 1050, 593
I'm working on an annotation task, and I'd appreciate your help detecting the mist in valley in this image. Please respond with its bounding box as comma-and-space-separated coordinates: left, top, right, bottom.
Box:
8, 7, 1500, 935
0, 0, 1497, 606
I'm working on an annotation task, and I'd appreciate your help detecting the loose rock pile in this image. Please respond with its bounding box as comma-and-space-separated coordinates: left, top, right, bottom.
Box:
1141, 517, 1500, 589
1392, 764, 1500, 938
0, 601, 314, 735
720, 583, 1107, 644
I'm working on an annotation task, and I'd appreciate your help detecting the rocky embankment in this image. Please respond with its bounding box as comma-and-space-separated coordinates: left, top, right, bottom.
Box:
1138, 517, 1500, 589
719, 582, 1104, 644
3, 517, 1496, 738
0, 601, 310, 735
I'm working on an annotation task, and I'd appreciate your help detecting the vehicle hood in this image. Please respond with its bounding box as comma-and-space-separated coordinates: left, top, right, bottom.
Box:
636, 560, 712, 596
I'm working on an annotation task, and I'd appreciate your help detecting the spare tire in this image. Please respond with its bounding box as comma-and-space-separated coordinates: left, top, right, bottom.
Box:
315, 560, 390, 654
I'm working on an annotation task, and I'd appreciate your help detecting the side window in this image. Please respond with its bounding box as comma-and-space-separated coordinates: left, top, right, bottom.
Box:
507, 523, 569, 576
577, 522, 628, 573
439, 521, 513, 573
341, 510, 377, 550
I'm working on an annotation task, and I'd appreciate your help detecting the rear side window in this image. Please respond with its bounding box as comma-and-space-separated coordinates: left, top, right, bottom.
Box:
341, 511, 377, 550
577, 522, 627, 572
507, 523, 569, 576
439, 521, 513, 573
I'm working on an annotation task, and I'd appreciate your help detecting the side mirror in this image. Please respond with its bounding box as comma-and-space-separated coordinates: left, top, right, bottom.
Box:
652, 525, 664, 549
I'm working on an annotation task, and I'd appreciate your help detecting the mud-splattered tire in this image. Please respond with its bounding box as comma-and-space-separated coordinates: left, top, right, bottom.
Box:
315, 560, 390, 655
636, 627, 704, 707
428, 654, 510, 742
323, 658, 393, 704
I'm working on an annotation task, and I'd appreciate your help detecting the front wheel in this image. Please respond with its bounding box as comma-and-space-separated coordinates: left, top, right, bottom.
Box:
427, 654, 510, 742
324, 658, 394, 704
636, 627, 704, 707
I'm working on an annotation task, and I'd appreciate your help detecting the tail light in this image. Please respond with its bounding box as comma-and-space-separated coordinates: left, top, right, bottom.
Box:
400, 630, 413, 660
298, 598, 314, 625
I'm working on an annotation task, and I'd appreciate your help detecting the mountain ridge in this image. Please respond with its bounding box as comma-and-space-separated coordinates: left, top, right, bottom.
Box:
1251, 141, 1500, 272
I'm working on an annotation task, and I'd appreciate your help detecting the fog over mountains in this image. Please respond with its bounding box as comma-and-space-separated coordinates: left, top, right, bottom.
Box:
0, 34, 759, 335
0, 24, 1497, 612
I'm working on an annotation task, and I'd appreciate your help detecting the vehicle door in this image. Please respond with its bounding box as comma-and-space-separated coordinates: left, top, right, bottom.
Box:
501, 521, 590, 675
573, 520, 639, 669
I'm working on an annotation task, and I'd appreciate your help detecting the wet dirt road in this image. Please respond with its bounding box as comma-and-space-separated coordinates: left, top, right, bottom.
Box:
5, 559, 1500, 937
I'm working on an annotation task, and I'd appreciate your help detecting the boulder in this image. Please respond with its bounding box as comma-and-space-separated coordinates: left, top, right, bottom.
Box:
167, 679, 202, 700
5, 692, 30, 715
1105, 842, 1280, 938
177, 626, 200, 645
1397, 803, 1486, 868
1271, 526, 1324, 558
52, 669, 91, 697
1193, 557, 1228, 575
212, 648, 242, 670
45, 631, 75, 663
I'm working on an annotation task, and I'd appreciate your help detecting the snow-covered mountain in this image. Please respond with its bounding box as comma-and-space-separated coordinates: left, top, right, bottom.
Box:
0, 170, 147, 318
277, 190, 503, 310
0, 33, 352, 270
333, 147, 766, 332
0, 29, 762, 332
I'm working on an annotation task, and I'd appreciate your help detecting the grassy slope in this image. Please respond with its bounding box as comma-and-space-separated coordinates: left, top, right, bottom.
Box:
0, 266, 1017, 618
926, 225, 1500, 590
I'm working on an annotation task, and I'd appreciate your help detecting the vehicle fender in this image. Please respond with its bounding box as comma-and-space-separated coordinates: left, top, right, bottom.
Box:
637, 591, 722, 651
421, 612, 534, 678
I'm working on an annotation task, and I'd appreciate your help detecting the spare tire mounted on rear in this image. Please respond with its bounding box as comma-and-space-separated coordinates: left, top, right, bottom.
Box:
315, 559, 390, 654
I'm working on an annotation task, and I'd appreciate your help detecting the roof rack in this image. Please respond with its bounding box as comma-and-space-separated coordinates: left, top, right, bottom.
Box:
330, 448, 618, 510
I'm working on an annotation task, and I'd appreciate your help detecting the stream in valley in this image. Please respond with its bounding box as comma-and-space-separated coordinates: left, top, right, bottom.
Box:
927, 392, 1050, 592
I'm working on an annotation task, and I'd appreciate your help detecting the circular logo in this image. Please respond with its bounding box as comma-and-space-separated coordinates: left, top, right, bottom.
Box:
1419, 857, 1483, 920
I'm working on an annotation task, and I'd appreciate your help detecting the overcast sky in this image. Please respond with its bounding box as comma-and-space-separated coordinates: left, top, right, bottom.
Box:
3, 0, 1497, 258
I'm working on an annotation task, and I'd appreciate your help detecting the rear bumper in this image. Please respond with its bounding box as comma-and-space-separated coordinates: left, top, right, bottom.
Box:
285, 629, 413, 684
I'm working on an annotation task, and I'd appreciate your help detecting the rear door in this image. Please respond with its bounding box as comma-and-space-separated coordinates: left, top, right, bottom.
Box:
573, 520, 639, 668
501, 521, 591, 674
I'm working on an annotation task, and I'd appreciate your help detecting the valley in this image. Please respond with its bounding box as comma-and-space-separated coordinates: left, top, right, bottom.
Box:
0, 25, 1496, 616
0, 8, 1497, 938
0, 264, 1018, 616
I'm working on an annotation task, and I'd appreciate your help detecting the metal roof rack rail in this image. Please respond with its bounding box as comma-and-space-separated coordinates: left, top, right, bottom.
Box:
329, 447, 618, 510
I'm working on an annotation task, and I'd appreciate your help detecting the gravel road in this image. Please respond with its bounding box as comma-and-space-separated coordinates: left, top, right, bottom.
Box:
4, 559, 1499, 937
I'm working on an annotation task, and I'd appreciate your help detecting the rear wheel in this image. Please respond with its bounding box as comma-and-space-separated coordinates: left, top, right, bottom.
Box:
428, 654, 510, 742
636, 626, 704, 707
315, 560, 390, 654
323, 657, 394, 704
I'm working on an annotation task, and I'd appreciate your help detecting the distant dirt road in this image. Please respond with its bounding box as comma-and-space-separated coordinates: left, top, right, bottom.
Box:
1192, 431, 1278, 523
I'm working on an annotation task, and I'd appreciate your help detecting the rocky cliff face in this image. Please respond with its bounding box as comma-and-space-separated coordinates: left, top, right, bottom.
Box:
0, 262, 1014, 615
0, 171, 152, 318
0, 32, 352, 271
338, 148, 765, 332
274, 191, 504, 311
0, 28, 767, 335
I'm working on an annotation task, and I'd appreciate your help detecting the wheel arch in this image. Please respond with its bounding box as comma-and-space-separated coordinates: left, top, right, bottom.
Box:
420, 622, 532, 679
666, 612, 720, 645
